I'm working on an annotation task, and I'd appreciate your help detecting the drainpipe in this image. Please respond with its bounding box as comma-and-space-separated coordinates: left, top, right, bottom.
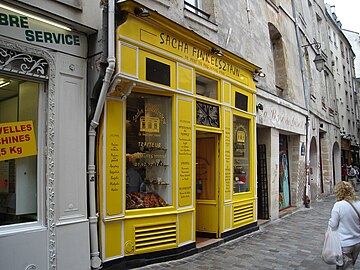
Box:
292, 0, 310, 207
88, 0, 116, 268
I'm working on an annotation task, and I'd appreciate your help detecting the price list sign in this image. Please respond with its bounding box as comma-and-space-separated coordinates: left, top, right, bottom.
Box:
177, 99, 193, 207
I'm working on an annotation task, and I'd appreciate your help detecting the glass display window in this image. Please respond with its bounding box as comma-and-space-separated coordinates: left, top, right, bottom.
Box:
126, 92, 172, 210
233, 115, 250, 193
0, 76, 41, 226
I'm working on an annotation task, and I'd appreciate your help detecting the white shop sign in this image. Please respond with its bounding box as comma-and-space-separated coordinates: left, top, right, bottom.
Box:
0, 5, 87, 58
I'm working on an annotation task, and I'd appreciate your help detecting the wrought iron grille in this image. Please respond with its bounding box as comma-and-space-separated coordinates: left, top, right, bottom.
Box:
196, 101, 219, 127
0, 47, 48, 79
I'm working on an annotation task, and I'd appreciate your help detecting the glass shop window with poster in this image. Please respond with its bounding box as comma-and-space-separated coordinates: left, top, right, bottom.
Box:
0, 76, 43, 227
233, 115, 250, 193
125, 92, 172, 210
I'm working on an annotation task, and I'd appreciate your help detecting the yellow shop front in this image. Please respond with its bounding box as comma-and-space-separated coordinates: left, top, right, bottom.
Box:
98, 2, 260, 268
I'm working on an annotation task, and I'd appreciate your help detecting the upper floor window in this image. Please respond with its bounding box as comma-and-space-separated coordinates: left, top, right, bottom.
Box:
196, 73, 218, 100
268, 23, 288, 94
184, 0, 211, 20
328, 26, 332, 41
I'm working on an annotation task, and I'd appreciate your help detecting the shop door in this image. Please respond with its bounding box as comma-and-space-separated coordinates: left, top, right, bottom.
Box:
196, 134, 219, 237
279, 135, 290, 209
257, 144, 269, 219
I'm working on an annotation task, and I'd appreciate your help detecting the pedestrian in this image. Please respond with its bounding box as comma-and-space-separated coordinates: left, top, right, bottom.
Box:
355, 166, 360, 183
329, 181, 360, 269
347, 165, 358, 192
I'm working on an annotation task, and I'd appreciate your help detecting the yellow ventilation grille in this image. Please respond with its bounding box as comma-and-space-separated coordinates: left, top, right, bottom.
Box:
134, 222, 177, 253
233, 202, 254, 227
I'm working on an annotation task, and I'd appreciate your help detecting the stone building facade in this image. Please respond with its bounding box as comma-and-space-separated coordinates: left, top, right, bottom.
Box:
325, 4, 359, 174
0, 0, 358, 269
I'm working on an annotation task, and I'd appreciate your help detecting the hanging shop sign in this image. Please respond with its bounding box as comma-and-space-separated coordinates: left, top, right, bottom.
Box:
0, 121, 37, 161
0, 4, 87, 57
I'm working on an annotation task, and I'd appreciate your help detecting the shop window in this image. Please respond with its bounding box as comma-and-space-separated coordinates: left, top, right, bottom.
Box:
196, 74, 218, 100
235, 92, 248, 111
146, 58, 170, 87
233, 116, 250, 193
126, 92, 172, 210
0, 76, 40, 226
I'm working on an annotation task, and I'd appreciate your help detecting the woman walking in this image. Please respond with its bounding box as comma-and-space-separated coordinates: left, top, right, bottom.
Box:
329, 181, 360, 269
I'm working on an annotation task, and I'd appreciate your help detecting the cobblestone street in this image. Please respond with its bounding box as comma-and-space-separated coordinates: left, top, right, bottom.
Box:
134, 195, 358, 270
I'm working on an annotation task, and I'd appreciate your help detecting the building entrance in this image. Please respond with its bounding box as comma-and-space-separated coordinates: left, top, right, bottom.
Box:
195, 133, 219, 238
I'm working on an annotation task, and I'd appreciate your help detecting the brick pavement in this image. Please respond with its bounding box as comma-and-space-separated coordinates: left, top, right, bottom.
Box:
134, 194, 360, 270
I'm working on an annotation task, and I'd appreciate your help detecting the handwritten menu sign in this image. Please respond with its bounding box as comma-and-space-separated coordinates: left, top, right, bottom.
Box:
106, 99, 123, 216
109, 140, 120, 192
224, 110, 231, 201
178, 99, 193, 207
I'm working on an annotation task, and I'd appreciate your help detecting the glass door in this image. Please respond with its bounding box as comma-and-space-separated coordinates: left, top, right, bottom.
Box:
196, 133, 219, 237
279, 135, 290, 209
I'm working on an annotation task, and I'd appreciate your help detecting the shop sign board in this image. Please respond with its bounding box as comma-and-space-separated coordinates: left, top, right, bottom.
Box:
0, 5, 87, 58
257, 101, 306, 135
118, 16, 255, 87
0, 121, 37, 161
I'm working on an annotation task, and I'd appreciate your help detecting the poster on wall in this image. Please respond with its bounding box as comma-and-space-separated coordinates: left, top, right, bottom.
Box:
279, 135, 290, 209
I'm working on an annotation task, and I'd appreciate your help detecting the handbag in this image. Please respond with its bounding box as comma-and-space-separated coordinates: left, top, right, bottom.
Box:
322, 227, 343, 265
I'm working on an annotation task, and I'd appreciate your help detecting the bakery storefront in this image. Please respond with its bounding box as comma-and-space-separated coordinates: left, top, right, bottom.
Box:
99, 2, 260, 267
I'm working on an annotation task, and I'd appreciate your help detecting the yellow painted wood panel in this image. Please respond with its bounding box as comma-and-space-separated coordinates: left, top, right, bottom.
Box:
177, 98, 194, 208
124, 215, 178, 255
224, 204, 231, 231
138, 50, 176, 89
196, 203, 217, 233
224, 110, 231, 201
178, 212, 194, 244
223, 81, 231, 104
105, 221, 122, 259
105, 99, 123, 216
178, 64, 193, 92
120, 43, 137, 77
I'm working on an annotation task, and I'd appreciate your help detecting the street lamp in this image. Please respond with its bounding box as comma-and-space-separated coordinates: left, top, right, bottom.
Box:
301, 41, 325, 72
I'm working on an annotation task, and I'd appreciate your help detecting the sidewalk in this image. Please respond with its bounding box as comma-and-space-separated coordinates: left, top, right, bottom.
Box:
134, 195, 355, 269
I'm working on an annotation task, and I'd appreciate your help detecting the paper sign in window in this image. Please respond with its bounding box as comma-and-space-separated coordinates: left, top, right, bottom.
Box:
0, 121, 37, 161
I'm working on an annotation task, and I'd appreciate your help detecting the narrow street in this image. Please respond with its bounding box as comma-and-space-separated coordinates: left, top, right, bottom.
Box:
134, 195, 357, 270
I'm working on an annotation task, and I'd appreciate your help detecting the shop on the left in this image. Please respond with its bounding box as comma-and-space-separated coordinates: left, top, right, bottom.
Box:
0, 3, 92, 269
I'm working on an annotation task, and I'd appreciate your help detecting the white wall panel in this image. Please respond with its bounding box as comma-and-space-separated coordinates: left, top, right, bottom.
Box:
0, 228, 48, 269
55, 53, 87, 222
